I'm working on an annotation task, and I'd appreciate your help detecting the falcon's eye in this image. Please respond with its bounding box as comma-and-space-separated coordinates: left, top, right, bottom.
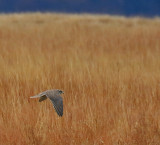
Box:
59, 90, 63, 94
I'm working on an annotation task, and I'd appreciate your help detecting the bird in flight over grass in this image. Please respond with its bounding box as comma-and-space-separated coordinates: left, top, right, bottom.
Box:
30, 89, 64, 117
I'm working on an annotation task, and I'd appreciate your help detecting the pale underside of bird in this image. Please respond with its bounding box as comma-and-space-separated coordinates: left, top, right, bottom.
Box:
30, 89, 64, 117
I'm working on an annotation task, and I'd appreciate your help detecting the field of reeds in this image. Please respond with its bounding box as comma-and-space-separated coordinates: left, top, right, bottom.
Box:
0, 13, 160, 145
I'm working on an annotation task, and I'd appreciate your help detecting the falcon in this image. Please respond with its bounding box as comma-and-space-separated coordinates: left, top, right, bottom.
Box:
30, 89, 64, 117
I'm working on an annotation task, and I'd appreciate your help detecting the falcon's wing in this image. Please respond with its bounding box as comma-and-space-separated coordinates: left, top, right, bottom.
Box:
39, 95, 47, 102
47, 94, 63, 117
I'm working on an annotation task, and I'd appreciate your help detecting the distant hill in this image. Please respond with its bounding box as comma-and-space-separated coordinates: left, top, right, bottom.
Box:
0, 0, 160, 16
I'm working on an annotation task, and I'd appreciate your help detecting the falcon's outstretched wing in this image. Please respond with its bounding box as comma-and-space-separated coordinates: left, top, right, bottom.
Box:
47, 94, 63, 117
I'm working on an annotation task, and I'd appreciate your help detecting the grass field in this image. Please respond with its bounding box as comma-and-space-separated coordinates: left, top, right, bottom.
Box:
0, 13, 160, 145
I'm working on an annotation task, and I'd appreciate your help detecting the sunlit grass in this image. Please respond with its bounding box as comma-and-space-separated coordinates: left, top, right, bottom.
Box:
0, 13, 160, 145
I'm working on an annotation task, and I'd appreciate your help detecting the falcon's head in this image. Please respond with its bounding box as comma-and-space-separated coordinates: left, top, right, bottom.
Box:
58, 90, 64, 94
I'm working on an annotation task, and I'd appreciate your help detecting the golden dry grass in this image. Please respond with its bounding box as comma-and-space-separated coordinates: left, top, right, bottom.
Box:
0, 13, 160, 145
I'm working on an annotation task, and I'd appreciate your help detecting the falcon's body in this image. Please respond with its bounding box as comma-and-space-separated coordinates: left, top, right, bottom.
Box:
30, 89, 64, 116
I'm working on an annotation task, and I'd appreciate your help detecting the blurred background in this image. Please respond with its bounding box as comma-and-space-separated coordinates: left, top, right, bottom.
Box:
0, 0, 160, 17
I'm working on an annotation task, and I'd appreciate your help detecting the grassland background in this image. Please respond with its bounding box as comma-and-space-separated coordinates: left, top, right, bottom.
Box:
0, 13, 160, 145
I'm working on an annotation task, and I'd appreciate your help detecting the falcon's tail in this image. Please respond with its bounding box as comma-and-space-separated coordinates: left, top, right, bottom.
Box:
30, 94, 47, 102
30, 95, 41, 98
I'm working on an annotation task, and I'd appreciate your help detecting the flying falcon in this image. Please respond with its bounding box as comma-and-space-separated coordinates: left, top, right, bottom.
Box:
30, 89, 64, 117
